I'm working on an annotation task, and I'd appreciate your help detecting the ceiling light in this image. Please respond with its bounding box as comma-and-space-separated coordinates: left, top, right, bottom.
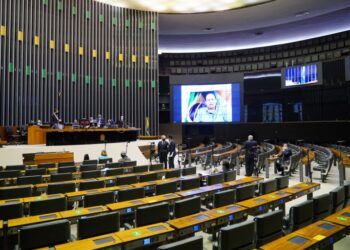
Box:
95, 0, 275, 14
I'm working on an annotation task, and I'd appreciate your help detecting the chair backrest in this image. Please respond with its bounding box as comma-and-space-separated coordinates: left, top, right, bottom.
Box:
133, 165, 149, 173
165, 169, 181, 179
105, 162, 122, 168
0, 186, 32, 199
79, 180, 105, 191
116, 175, 138, 186
224, 170, 236, 182
344, 183, 350, 208
83, 160, 98, 165
180, 177, 201, 191
25, 168, 47, 176
80, 164, 98, 172
136, 202, 169, 227
157, 236, 203, 250
47, 182, 76, 195
118, 187, 145, 202
149, 163, 163, 171
254, 210, 284, 247
6, 164, 26, 171
156, 181, 178, 195
81, 170, 101, 179
289, 199, 314, 231
19, 219, 71, 249
139, 172, 158, 182
207, 173, 224, 186
50, 173, 73, 182
0, 202, 24, 220
313, 193, 331, 221
174, 196, 201, 218
213, 189, 236, 208
0, 170, 20, 178
58, 161, 75, 167
77, 211, 120, 239
275, 175, 289, 190
105, 168, 124, 177
330, 186, 345, 213
182, 166, 196, 176
57, 166, 77, 173
98, 158, 112, 164
120, 161, 137, 168
218, 220, 255, 250
236, 184, 256, 202
17, 175, 43, 185
37, 163, 56, 169
259, 179, 277, 195
29, 197, 67, 215
84, 191, 115, 207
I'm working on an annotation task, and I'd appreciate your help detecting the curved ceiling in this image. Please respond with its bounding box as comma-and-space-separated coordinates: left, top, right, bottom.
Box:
158, 0, 350, 53
96, 0, 274, 14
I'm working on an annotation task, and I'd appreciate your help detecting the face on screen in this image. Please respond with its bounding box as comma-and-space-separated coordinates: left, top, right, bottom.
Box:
172, 83, 241, 123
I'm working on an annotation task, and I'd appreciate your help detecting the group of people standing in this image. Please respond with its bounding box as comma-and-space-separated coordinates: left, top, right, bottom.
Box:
157, 135, 176, 169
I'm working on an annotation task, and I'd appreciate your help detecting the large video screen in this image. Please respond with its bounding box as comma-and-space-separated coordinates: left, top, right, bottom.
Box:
282, 63, 321, 88
172, 83, 240, 123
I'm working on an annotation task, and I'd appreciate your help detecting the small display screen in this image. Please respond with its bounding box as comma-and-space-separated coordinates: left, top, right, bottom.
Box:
255, 198, 266, 203
288, 236, 308, 245
88, 207, 103, 212
143, 238, 151, 245
126, 208, 132, 213
193, 225, 200, 232
228, 215, 234, 221
5, 199, 20, 203
318, 223, 335, 230
130, 200, 144, 205
193, 214, 209, 220
148, 225, 166, 232
227, 206, 239, 211
39, 214, 57, 220
341, 212, 350, 217
93, 237, 115, 245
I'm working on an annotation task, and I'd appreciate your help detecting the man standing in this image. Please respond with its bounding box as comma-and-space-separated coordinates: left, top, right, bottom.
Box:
51, 108, 61, 128
168, 135, 176, 169
243, 135, 258, 176
157, 135, 169, 169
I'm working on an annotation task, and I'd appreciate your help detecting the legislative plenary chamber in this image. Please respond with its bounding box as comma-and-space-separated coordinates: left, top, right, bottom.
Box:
1, 0, 350, 249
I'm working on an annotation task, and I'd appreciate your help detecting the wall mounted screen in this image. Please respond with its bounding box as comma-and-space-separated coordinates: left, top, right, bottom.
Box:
282, 63, 322, 88
172, 83, 240, 123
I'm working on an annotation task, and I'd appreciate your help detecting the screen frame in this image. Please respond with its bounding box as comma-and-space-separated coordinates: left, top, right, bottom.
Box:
281, 62, 323, 89
171, 82, 241, 124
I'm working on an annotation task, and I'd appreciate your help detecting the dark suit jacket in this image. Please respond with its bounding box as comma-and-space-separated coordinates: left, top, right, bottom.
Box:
51, 113, 60, 126
157, 140, 169, 154
243, 140, 258, 156
168, 140, 176, 157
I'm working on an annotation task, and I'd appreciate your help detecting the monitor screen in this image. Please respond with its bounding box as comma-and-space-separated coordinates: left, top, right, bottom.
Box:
172, 83, 240, 123
282, 63, 322, 88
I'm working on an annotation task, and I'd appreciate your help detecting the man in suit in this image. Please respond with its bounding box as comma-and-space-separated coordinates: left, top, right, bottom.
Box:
157, 135, 169, 169
51, 108, 61, 128
96, 114, 105, 128
243, 135, 258, 176
168, 135, 176, 169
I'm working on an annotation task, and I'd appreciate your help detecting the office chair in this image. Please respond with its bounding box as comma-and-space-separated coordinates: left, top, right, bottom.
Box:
254, 210, 284, 247
84, 191, 115, 207
156, 181, 178, 195
283, 199, 314, 233
47, 182, 76, 195
313, 193, 331, 221
29, 197, 67, 215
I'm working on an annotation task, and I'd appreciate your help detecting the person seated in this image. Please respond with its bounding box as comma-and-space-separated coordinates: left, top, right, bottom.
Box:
89, 117, 96, 127
118, 151, 131, 163
96, 114, 105, 128
83, 154, 90, 161
106, 119, 116, 128
98, 150, 109, 161
117, 116, 125, 128
37, 119, 43, 126
275, 143, 292, 175
72, 119, 79, 128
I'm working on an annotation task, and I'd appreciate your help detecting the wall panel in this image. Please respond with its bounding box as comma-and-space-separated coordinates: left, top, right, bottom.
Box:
0, 0, 158, 135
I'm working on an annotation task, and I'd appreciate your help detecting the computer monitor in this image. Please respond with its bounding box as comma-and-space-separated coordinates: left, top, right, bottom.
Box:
157, 236, 203, 250
207, 173, 224, 186
136, 202, 169, 227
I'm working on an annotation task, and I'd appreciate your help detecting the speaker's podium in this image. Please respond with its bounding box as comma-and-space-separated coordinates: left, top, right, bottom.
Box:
23, 151, 74, 165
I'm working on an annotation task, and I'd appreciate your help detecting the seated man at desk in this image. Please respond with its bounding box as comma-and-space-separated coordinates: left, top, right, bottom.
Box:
275, 143, 292, 175
118, 151, 131, 163
96, 114, 105, 128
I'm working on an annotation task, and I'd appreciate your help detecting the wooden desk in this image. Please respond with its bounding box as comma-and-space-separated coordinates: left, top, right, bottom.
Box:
324, 206, 350, 234
107, 193, 180, 215
116, 223, 174, 250
8, 212, 62, 231
0, 198, 24, 205
301, 147, 316, 166
205, 204, 247, 228
65, 185, 131, 202
237, 190, 292, 215
59, 206, 109, 222
166, 211, 217, 237
296, 220, 346, 249
212, 145, 241, 162
23, 194, 65, 203
260, 232, 319, 250
23, 151, 74, 165
224, 176, 264, 188
282, 182, 320, 199
176, 183, 229, 198
55, 233, 122, 250
28, 125, 140, 145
